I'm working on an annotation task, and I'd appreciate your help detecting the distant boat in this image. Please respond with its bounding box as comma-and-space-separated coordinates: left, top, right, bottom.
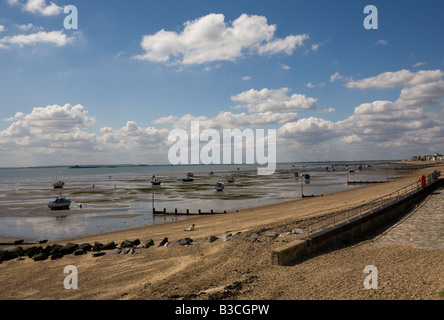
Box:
187, 172, 194, 177
53, 181, 65, 189
215, 182, 224, 191
227, 176, 235, 183
304, 174, 310, 180
151, 175, 161, 185
348, 168, 355, 173
48, 195, 71, 210
182, 177, 194, 182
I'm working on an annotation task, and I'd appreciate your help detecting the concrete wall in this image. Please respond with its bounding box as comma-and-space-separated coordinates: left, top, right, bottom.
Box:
272, 178, 443, 266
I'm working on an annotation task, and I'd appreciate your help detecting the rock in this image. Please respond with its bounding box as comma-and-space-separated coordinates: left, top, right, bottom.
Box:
49, 244, 64, 255
25, 246, 42, 258
221, 233, 235, 242
11, 246, 25, 257
102, 241, 117, 250
33, 252, 49, 261
79, 243, 92, 251
205, 235, 218, 243
132, 239, 140, 246
60, 243, 79, 255
39, 240, 48, 244
250, 233, 259, 241
158, 237, 168, 247
264, 231, 278, 238
73, 249, 87, 256
92, 242, 104, 252
92, 251, 106, 258
106, 249, 121, 255
292, 228, 304, 234
176, 238, 193, 246
51, 252, 64, 260
0, 250, 15, 262
137, 239, 154, 248
14, 239, 24, 245
120, 240, 134, 248
278, 232, 291, 237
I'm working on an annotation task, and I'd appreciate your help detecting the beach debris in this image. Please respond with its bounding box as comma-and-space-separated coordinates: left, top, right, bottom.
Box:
278, 231, 291, 238
176, 238, 193, 246
184, 224, 195, 232
120, 240, 140, 248
120, 247, 135, 255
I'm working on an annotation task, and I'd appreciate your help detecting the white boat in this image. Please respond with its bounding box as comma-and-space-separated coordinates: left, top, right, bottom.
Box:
215, 182, 225, 191
151, 175, 161, 185
227, 176, 235, 183
48, 196, 71, 210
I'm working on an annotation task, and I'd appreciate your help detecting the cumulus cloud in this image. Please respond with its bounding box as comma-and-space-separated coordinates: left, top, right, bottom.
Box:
231, 88, 317, 113
134, 13, 308, 65
8, 0, 63, 16
0, 30, 74, 48
346, 69, 444, 89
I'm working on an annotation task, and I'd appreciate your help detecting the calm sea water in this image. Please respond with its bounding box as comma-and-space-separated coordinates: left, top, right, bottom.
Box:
0, 162, 401, 243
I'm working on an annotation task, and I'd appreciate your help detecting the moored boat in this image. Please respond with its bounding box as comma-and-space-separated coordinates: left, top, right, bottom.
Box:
48, 196, 71, 210
215, 182, 224, 191
53, 181, 65, 189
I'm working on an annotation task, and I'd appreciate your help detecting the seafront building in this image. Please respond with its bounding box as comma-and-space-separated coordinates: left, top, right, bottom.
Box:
411, 152, 444, 161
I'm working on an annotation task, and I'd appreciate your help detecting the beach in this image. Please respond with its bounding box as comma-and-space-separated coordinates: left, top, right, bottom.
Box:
0, 162, 443, 300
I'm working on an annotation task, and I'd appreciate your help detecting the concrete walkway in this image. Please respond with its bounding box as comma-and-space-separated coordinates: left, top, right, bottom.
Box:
377, 186, 444, 249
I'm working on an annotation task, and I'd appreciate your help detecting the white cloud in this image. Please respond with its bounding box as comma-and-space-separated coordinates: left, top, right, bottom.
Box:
317, 107, 336, 113
279, 63, 291, 70
231, 88, 317, 113
306, 82, 315, 88
242, 75, 251, 81
11, 0, 63, 16
0, 26, 5, 33
413, 62, 426, 68
375, 39, 388, 45
346, 69, 444, 89
0, 30, 74, 48
134, 13, 308, 65
329, 72, 351, 83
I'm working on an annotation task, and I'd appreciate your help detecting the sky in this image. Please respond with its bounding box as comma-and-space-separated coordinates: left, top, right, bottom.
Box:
0, 0, 443, 167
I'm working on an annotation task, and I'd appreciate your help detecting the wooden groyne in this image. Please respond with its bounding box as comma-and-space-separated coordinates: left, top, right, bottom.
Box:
153, 208, 227, 216
347, 180, 389, 184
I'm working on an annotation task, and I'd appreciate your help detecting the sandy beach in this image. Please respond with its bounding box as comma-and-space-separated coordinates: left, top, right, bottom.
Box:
1, 162, 443, 300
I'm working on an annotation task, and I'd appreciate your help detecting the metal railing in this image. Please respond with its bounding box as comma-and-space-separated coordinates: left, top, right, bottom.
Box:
305, 170, 441, 238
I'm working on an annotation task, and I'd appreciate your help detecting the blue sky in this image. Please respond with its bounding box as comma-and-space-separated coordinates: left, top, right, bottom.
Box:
1, 0, 444, 167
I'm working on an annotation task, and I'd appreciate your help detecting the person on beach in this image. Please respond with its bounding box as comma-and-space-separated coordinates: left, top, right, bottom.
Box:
184, 224, 195, 231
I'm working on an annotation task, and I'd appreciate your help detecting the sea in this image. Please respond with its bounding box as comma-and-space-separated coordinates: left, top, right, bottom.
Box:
0, 161, 403, 244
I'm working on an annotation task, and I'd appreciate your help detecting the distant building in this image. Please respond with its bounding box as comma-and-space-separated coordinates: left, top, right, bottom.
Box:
412, 152, 444, 161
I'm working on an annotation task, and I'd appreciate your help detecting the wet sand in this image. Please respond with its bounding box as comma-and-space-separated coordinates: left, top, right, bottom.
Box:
0, 162, 443, 300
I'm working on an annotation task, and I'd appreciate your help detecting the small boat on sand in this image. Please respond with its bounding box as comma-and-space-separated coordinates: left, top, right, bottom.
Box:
151, 175, 161, 185
48, 196, 71, 210
215, 182, 225, 191
182, 177, 194, 182
53, 181, 65, 189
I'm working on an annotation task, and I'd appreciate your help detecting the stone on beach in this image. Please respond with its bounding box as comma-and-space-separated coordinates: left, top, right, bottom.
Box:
176, 238, 193, 246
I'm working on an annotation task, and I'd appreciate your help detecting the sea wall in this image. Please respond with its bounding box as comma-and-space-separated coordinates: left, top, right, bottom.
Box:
272, 178, 444, 266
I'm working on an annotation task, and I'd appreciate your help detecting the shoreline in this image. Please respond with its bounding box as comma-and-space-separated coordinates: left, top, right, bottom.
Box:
1, 162, 443, 300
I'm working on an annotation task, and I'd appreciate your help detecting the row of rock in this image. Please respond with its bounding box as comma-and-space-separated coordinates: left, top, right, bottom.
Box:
0, 239, 154, 262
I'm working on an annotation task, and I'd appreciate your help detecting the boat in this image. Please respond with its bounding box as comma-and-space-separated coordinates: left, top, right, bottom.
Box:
227, 176, 235, 183
215, 182, 225, 191
53, 181, 65, 189
48, 195, 71, 210
304, 174, 310, 180
151, 175, 161, 185
182, 177, 194, 182
187, 172, 194, 177
348, 168, 355, 173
